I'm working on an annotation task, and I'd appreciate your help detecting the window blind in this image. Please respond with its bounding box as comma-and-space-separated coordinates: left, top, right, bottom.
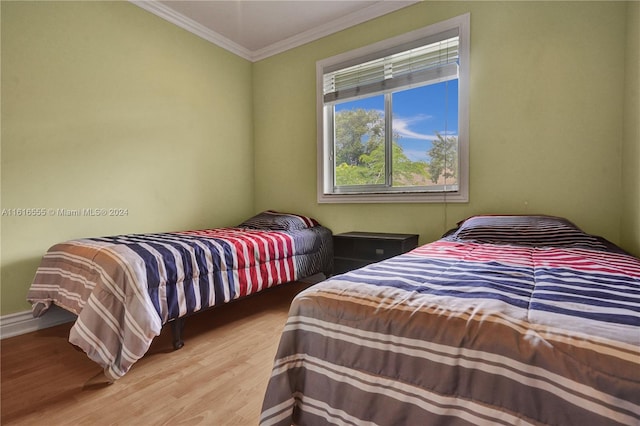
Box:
323, 30, 459, 104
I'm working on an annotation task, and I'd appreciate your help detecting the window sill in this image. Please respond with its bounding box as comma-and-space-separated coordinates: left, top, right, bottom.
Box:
317, 191, 468, 204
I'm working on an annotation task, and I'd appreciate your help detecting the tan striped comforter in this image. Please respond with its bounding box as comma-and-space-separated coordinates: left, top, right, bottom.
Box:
27, 226, 333, 381
261, 239, 640, 425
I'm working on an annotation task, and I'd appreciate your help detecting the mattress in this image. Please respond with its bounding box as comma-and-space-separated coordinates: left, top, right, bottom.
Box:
260, 215, 640, 425
28, 211, 333, 381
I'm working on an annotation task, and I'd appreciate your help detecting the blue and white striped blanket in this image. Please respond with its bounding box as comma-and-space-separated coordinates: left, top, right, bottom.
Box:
261, 216, 640, 425
28, 223, 332, 381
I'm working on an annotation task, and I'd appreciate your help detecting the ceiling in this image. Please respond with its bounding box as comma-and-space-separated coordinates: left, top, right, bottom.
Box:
132, 1, 418, 61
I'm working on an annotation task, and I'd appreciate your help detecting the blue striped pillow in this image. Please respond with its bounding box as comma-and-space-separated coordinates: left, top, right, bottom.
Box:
239, 210, 319, 231
449, 215, 608, 250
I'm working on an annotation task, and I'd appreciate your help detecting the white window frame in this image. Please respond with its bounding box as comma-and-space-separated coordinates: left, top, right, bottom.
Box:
316, 13, 470, 203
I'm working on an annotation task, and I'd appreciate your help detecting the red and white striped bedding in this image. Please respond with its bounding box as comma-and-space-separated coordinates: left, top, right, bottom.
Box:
28, 217, 332, 381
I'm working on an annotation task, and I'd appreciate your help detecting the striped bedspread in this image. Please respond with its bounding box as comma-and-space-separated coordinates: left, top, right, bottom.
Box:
261, 235, 640, 424
28, 225, 332, 381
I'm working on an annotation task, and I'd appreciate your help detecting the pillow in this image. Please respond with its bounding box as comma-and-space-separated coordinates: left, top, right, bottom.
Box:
448, 215, 608, 250
239, 210, 319, 231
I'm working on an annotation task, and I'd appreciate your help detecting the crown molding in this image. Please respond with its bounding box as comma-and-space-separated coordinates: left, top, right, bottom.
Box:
130, 1, 254, 61
250, 1, 420, 62
131, 1, 419, 63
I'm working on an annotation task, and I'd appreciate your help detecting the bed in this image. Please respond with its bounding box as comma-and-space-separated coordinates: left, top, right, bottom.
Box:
27, 211, 333, 381
260, 215, 640, 426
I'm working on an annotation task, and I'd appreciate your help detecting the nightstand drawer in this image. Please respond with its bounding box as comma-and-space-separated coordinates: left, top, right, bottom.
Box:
333, 232, 419, 274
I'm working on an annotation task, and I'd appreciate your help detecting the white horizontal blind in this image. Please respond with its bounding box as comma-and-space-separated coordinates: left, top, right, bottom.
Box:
323, 30, 459, 103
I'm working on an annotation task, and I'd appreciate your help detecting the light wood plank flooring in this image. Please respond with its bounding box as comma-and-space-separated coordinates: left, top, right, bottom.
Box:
1, 281, 311, 425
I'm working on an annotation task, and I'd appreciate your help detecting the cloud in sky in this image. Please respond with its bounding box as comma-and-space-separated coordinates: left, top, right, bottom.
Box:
394, 115, 458, 142
392, 114, 459, 162
393, 115, 436, 141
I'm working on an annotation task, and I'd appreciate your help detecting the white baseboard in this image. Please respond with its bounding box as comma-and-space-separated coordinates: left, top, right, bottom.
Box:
0, 306, 76, 339
0, 275, 325, 340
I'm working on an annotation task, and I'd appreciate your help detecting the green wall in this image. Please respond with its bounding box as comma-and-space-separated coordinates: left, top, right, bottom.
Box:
1, 1, 638, 317
622, 1, 640, 257
253, 1, 631, 247
1, 1, 254, 314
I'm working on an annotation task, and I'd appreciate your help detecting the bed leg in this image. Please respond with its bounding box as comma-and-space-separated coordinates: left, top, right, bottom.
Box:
171, 318, 185, 350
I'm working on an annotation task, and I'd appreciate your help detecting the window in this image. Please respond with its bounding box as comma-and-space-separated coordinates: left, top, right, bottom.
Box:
317, 14, 469, 203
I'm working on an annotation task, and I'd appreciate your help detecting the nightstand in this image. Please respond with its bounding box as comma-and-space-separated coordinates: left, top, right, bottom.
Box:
333, 232, 419, 274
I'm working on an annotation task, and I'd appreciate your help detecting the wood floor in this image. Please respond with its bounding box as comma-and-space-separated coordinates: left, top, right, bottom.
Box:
1, 281, 312, 425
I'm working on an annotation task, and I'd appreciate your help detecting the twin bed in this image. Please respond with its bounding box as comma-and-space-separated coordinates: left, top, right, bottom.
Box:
27, 212, 639, 424
260, 215, 640, 425
27, 211, 332, 381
